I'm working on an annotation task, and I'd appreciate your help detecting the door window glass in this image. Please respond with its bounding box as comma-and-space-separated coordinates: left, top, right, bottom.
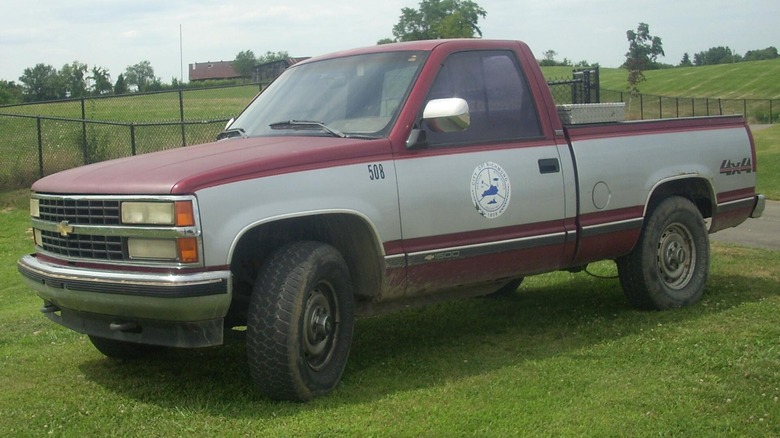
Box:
425, 51, 541, 146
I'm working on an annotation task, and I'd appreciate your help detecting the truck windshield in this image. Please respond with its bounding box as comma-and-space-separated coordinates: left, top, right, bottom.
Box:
227, 51, 428, 139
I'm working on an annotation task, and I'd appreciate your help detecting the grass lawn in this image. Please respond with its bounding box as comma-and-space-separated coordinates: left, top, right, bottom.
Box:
755, 124, 780, 200
543, 59, 780, 99
1, 190, 778, 436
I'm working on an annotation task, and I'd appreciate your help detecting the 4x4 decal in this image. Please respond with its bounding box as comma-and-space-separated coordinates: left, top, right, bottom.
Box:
720, 158, 753, 176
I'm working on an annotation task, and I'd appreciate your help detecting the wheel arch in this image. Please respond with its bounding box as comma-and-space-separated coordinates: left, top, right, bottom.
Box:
225, 212, 385, 326
644, 175, 715, 220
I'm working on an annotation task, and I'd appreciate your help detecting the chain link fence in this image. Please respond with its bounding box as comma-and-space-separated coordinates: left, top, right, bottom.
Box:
599, 89, 778, 124
545, 67, 778, 125
0, 84, 263, 190
546, 67, 600, 105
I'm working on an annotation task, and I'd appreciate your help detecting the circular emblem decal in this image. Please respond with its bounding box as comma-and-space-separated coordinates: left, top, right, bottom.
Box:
470, 161, 511, 219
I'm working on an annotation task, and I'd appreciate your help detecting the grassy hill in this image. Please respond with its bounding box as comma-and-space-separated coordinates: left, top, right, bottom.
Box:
542, 58, 780, 99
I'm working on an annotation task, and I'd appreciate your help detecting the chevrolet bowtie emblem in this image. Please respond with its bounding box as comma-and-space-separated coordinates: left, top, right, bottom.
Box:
56, 221, 74, 237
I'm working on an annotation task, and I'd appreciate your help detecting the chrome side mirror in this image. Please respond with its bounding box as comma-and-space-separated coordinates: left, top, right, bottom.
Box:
422, 98, 470, 133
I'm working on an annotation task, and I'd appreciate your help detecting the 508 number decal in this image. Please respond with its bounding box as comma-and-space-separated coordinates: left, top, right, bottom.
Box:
368, 163, 386, 181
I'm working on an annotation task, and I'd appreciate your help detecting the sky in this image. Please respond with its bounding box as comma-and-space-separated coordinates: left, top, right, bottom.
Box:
1, 0, 778, 84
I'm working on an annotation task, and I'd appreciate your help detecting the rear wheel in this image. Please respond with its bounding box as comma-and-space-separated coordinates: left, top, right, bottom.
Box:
246, 241, 355, 401
617, 196, 710, 310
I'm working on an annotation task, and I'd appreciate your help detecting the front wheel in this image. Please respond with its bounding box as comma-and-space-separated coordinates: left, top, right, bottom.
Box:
246, 241, 355, 401
617, 196, 710, 310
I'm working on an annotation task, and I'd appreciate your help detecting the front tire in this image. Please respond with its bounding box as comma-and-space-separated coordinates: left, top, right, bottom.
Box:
617, 196, 710, 310
246, 241, 355, 401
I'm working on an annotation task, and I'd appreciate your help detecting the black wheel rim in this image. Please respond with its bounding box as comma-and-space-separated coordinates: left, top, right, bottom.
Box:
657, 222, 696, 290
302, 280, 339, 371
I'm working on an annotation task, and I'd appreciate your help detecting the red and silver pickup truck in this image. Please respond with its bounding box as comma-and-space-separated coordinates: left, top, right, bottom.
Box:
18, 39, 765, 401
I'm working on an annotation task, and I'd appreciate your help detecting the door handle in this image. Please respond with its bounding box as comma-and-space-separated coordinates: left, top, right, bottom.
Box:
538, 158, 560, 174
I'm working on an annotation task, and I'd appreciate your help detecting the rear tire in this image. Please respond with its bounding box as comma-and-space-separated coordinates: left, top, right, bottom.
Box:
246, 241, 355, 401
617, 196, 710, 310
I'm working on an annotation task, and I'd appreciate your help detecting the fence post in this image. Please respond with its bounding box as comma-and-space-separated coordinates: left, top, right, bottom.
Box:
771, 99, 774, 124
676, 98, 679, 118
37, 116, 44, 179
179, 90, 187, 147
81, 98, 89, 164
130, 123, 137, 156
743, 99, 747, 120
640, 94, 644, 120
582, 69, 591, 103
659, 96, 662, 119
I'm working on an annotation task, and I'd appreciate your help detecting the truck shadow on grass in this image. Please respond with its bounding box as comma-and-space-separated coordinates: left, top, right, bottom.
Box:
77, 268, 779, 415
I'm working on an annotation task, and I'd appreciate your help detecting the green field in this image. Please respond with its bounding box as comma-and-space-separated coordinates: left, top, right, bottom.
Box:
543, 61, 780, 123
0, 85, 260, 122
1, 190, 778, 436
542, 58, 780, 99
755, 125, 780, 199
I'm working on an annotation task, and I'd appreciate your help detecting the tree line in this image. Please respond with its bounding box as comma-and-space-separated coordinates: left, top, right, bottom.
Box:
0, 60, 174, 105
679, 46, 778, 67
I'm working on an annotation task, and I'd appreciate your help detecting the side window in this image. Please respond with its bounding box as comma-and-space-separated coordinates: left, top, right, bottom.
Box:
424, 50, 541, 147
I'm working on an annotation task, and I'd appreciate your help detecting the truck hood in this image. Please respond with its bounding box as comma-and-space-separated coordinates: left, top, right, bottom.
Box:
32, 136, 391, 195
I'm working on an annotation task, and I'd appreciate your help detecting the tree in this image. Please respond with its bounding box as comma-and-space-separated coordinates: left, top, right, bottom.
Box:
0, 80, 23, 104
743, 46, 778, 62
540, 50, 558, 66
679, 53, 693, 67
257, 51, 290, 64
233, 50, 257, 79
60, 61, 89, 98
390, 0, 487, 42
114, 73, 128, 95
19, 63, 62, 102
693, 52, 703, 66
624, 22, 664, 94
90, 66, 113, 95
695, 46, 736, 65
124, 61, 157, 92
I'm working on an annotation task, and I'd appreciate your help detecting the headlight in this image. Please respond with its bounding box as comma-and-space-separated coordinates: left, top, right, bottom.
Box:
122, 202, 174, 225
121, 201, 195, 226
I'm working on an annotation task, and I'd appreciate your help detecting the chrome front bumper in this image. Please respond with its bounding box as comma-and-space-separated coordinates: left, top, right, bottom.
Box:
17, 255, 232, 347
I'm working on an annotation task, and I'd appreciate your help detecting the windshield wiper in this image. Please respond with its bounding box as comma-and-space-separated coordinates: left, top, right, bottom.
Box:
269, 120, 346, 138
216, 127, 247, 140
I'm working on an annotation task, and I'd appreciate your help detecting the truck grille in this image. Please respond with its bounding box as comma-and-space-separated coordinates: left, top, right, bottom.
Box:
38, 198, 121, 225
41, 230, 124, 260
